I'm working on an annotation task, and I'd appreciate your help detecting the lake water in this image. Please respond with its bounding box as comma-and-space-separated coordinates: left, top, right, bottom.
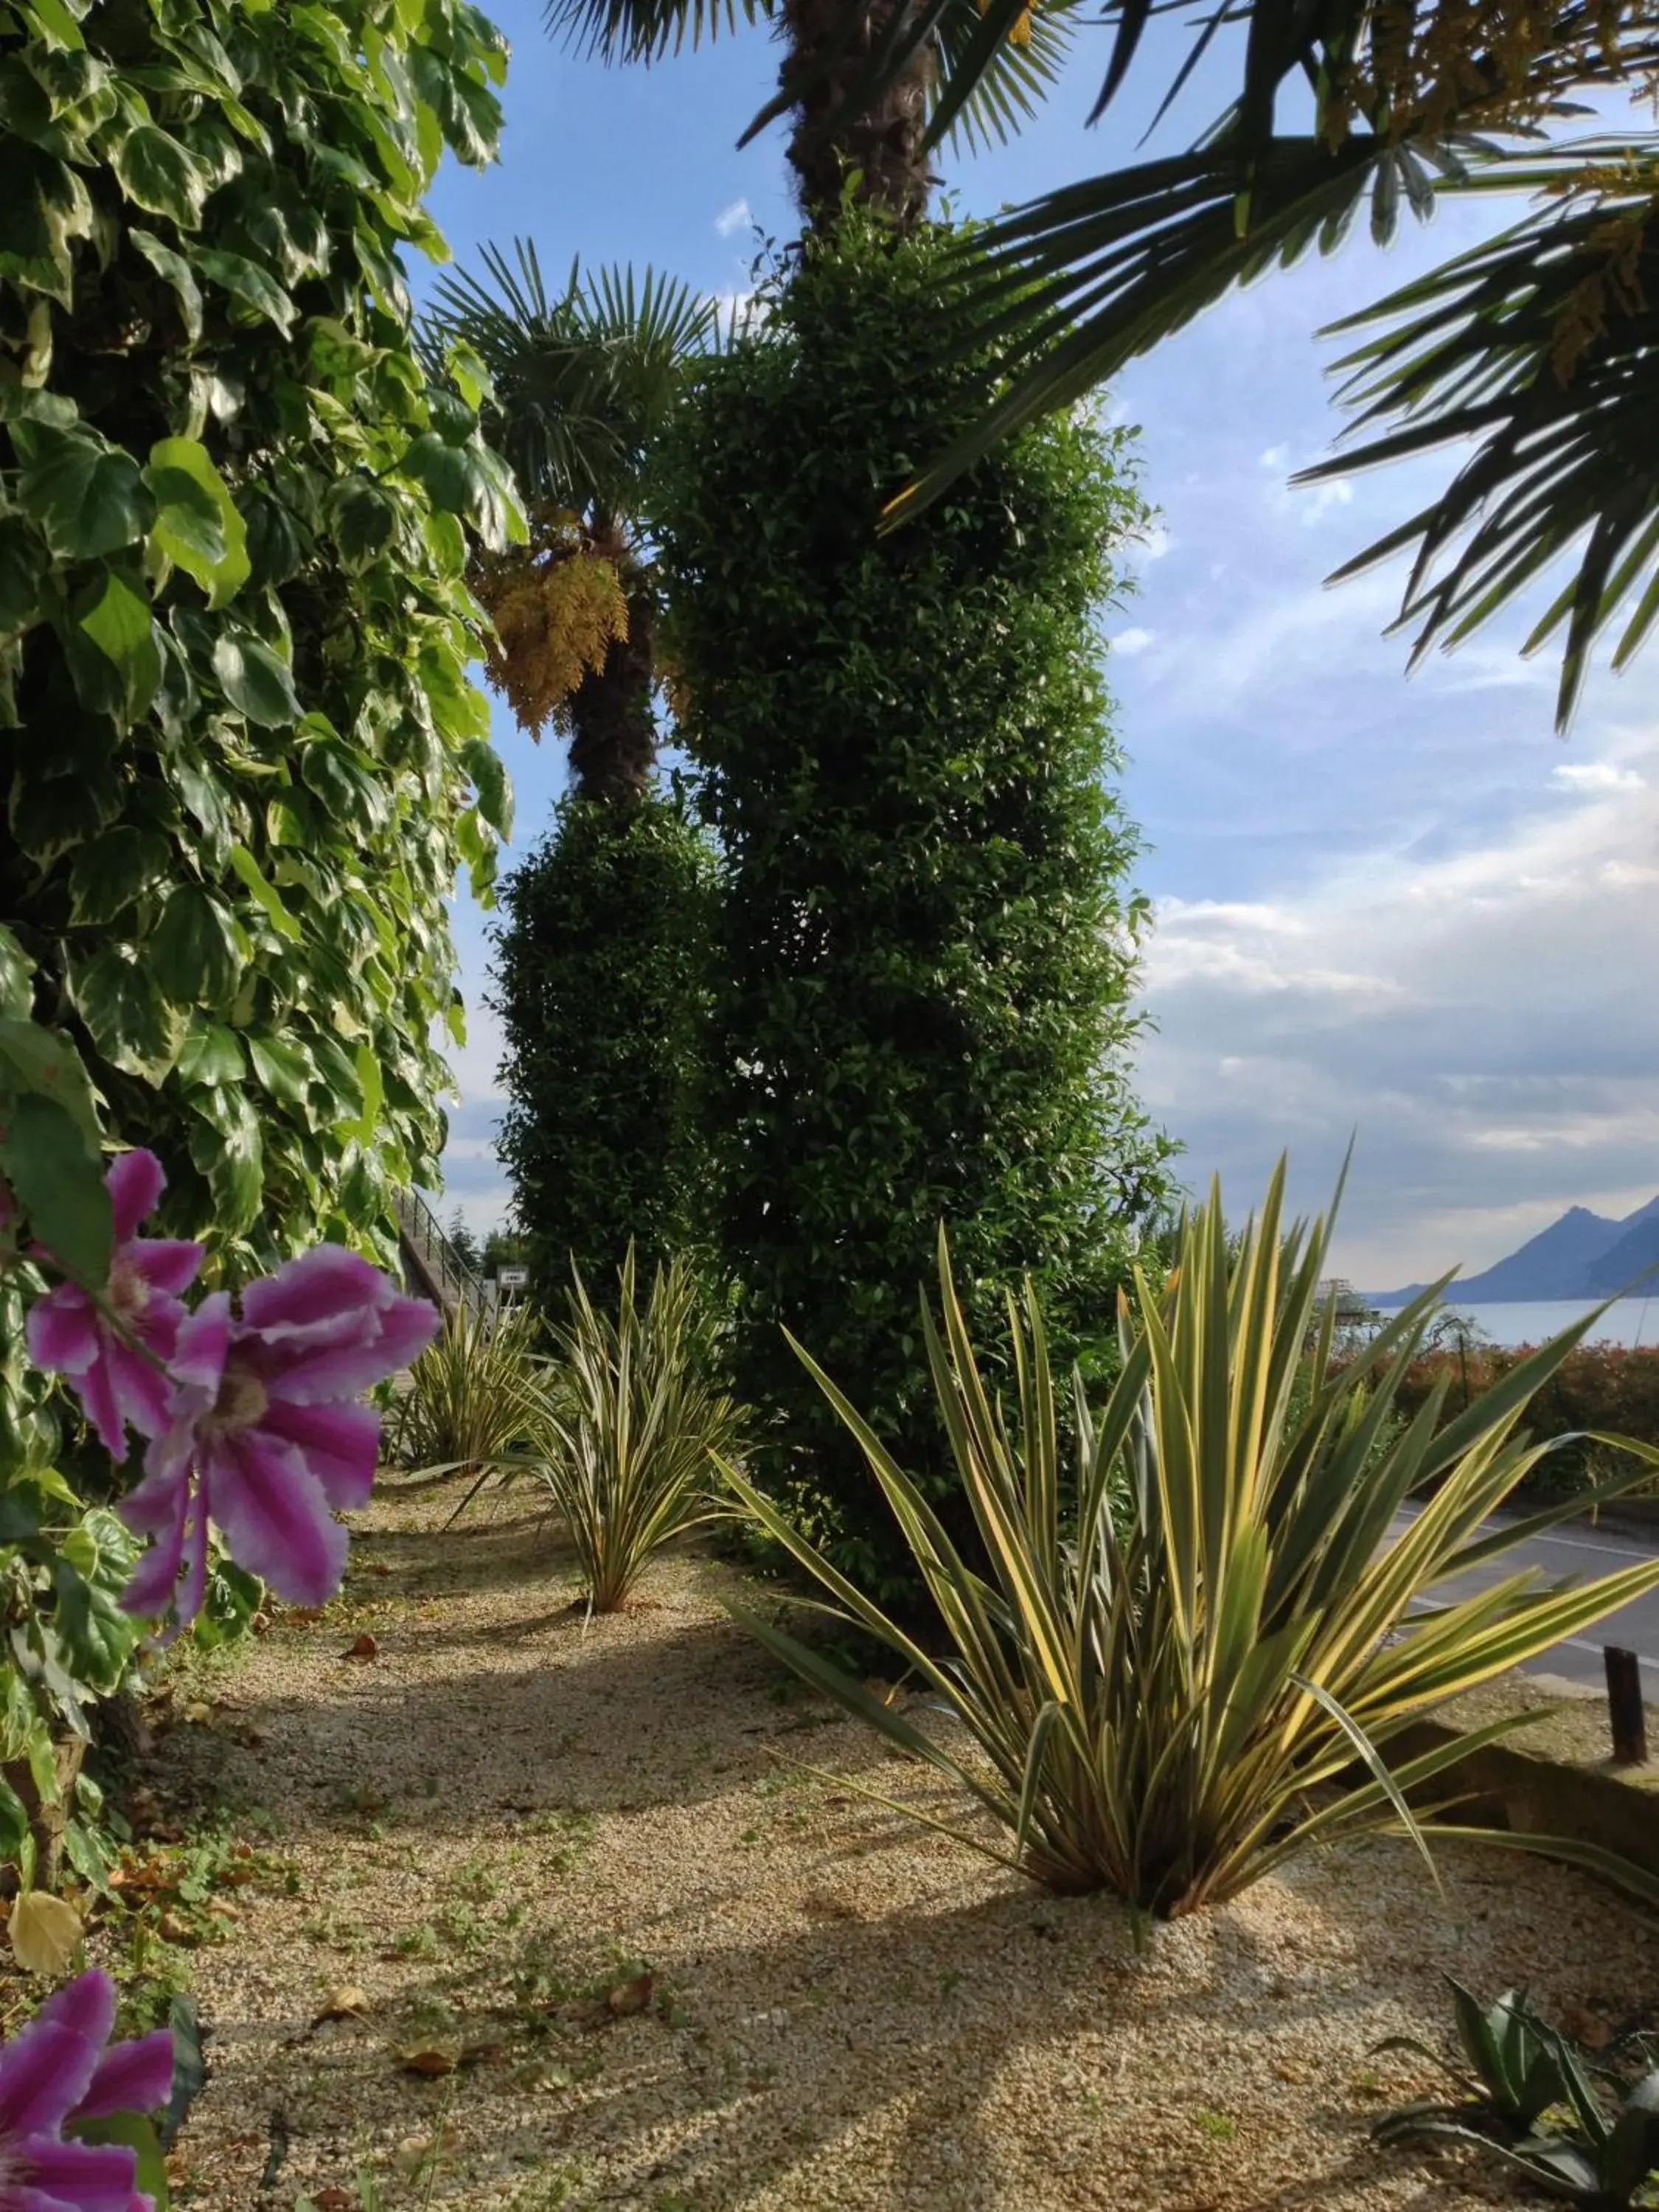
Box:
1427, 1298, 1658, 1349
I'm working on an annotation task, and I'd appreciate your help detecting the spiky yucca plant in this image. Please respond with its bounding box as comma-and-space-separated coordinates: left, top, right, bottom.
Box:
720, 1165, 1659, 1919
392, 1299, 551, 1482
537, 1248, 746, 1613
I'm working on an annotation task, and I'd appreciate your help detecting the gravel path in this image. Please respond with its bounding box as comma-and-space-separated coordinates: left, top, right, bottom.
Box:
150, 1477, 1659, 2211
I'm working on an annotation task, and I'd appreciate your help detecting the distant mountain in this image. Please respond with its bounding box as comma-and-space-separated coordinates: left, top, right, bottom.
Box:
1584, 1196, 1659, 1297
1370, 1194, 1659, 1306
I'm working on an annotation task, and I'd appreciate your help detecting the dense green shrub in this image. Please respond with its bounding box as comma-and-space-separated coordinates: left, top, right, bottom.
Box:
493, 789, 715, 1287
0, 0, 516, 1278
654, 218, 1174, 1597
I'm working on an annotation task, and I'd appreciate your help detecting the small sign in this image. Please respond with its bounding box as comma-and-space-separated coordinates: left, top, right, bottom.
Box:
497, 1265, 529, 1290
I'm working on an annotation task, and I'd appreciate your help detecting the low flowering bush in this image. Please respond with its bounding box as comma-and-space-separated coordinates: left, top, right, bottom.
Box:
1387, 1340, 1659, 1497
15, 1152, 438, 1632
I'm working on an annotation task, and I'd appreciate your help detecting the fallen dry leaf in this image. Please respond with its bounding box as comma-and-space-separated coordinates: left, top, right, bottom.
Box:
10, 1891, 82, 1977
310, 2191, 360, 2212
183, 1700, 215, 1725
342, 1632, 378, 1662
313, 1986, 371, 2027
159, 1910, 200, 1946
1561, 2003, 1615, 2050
606, 1971, 656, 2017
398, 2044, 460, 2076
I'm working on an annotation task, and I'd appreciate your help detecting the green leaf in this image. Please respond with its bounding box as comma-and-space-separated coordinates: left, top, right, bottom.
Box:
246, 1031, 315, 1110
227, 843, 302, 941
298, 739, 387, 834
324, 477, 398, 568
187, 1083, 262, 1237
0, 1093, 109, 1282
400, 432, 523, 549
67, 827, 170, 926
129, 228, 203, 344
0, 925, 34, 1019
68, 945, 185, 1082
69, 2115, 170, 2212
53, 1566, 139, 1693
77, 568, 161, 723
145, 437, 250, 608
0, 1014, 102, 1142
462, 738, 511, 838
194, 246, 297, 334
0, 514, 47, 634
212, 630, 300, 726
150, 885, 243, 1008
14, 425, 150, 561
0, 1778, 30, 1865
111, 121, 208, 227
175, 1020, 245, 1087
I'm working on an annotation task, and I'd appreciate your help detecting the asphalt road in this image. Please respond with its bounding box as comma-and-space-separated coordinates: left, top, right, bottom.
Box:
1395, 1506, 1659, 1687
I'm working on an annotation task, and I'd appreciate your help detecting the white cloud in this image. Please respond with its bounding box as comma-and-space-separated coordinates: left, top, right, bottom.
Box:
1297, 476, 1354, 526
1135, 727, 1659, 1285
1258, 444, 1289, 470
714, 198, 751, 237
1552, 760, 1646, 794
1138, 523, 1174, 560
1113, 626, 1156, 657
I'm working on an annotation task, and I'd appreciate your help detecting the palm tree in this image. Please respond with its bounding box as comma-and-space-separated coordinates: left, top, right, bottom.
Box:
425, 246, 716, 796
853, 0, 1659, 728
423, 251, 721, 1289
542, 0, 1078, 229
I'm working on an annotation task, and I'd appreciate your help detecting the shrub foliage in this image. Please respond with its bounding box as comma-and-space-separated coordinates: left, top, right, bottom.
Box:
0, 0, 517, 1276
493, 790, 715, 1287
654, 218, 1173, 1592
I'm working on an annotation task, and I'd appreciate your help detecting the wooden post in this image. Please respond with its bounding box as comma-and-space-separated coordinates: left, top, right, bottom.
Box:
1604, 1646, 1648, 1767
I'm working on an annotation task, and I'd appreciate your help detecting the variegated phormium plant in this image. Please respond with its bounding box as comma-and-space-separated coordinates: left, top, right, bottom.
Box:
720, 1164, 1659, 1919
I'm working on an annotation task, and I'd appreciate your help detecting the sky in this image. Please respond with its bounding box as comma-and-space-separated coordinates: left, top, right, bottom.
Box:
418, 0, 1659, 1293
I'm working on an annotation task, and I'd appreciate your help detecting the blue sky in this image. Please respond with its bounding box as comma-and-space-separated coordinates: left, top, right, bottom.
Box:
420, 1, 1659, 1291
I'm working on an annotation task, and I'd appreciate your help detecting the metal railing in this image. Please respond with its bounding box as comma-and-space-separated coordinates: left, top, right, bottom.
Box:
392, 1188, 485, 1320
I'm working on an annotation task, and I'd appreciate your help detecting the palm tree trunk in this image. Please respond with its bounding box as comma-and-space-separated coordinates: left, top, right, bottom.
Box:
782, 0, 937, 230
567, 568, 659, 807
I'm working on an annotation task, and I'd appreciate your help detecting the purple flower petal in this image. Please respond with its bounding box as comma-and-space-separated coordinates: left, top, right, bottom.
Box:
0, 2020, 99, 2140
105, 1343, 175, 1447
260, 1296, 438, 1402
258, 1399, 381, 1511
72, 2029, 173, 2124
123, 1428, 195, 1536
73, 1356, 132, 1463
206, 1431, 348, 1605
106, 1151, 164, 1244
38, 1972, 115, 2050
119, 1484, 188, 1619
18, 2138, 139, 2212
125, 1241, 203, 1301
167, 1298, 231, 1393
239, 1245, 386, 1333
24, 1291, 100, 1379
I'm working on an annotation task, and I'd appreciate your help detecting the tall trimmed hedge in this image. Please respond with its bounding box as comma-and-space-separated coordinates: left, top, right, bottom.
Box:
493, 790, 715, 1288
0, 0, 517, 1277
655, 220, 1174, 1596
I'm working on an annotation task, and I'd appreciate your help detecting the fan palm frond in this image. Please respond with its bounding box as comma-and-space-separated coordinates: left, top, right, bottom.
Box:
1304, 139, 1659, 728
425, 241, 718, 515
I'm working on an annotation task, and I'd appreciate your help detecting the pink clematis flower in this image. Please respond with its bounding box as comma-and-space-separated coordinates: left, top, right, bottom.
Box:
119, 1247, 438, 1626
24, 1152, 203, 1461
0, 1968, 173, 2212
